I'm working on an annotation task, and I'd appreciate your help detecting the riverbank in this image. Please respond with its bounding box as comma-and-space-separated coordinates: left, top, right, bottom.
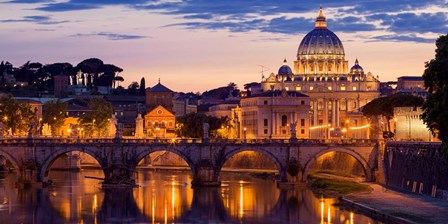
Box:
342, 183, 448, 224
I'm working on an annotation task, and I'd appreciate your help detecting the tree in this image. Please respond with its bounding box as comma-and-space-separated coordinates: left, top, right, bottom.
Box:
0, 95, 35, 135
176, 113, 230, 138
42, 100, 68, 135
421, 34, 448, 143
201, 82, 240, 99
139, 77, 146, 95
79, 98, 113, 137
128, 82, 139, 90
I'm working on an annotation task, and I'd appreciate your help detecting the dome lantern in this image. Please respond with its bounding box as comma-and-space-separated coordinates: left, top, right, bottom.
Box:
315, 7, 327, 28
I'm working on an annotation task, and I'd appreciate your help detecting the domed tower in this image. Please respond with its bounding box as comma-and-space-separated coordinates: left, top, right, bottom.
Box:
277, 59, 293, 81
294, 7, 349, 78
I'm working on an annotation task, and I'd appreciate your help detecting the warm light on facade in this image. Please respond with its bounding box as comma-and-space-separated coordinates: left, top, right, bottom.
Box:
348, 124, 370, 130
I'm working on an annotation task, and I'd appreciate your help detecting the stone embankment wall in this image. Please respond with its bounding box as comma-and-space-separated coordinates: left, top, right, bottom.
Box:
384, 142, 448, 199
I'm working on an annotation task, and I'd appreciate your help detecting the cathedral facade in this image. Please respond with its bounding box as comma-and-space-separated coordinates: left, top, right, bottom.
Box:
259, 8, 380, 138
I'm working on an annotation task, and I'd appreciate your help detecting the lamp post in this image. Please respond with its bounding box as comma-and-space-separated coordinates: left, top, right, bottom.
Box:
243, 127, 247, 142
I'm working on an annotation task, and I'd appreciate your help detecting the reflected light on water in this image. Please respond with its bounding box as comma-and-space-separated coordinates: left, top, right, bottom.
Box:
321, 197, 324, 224
0, 170, 380, 223
239, 181, 244, 219
172, 181, 175, 220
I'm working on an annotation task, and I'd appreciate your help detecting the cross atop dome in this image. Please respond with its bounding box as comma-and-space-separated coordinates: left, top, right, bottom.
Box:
315, 6, 327, 28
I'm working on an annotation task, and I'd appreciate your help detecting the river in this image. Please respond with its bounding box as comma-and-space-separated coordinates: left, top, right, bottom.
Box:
0, 169, 382, 223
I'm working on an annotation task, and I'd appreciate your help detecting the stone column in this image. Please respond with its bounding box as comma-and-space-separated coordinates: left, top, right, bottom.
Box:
323, 99, 328, 125
331, 99, 336, 127
336, 100, 340, 127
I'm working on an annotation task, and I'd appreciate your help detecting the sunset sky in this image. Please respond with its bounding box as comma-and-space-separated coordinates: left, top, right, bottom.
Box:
0, 1, 447, 92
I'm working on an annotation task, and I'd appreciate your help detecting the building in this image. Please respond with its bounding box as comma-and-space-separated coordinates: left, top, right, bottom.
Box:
239, 90, 310, 139
393, 107, 434, 141
144, 81, 176, 137
259, 7, 379, 139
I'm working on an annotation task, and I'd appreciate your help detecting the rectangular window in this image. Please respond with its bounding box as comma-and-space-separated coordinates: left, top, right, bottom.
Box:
264, 100, 268, 105
301, 129, 305, 134
296, 86, 301, 91
328, 86, 332, 90
264, 129, 268, 134
301, 119, 305, 127
310, 86, 314, 91
264, 119, 268, 126
353, 86, 357, 91
301, 100, 305, 105
285, 87, 289, 90
340, 85, 346, 91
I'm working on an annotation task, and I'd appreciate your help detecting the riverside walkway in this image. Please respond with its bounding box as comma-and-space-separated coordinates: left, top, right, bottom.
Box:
342, 183, 448, 224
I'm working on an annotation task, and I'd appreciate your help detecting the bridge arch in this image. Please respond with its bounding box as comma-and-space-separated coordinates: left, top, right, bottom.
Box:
0, 148, 21, 170
217, 147, 286, 181
302, 147, 372, 181
38, 146, 105, 183
134, 146, 197, 177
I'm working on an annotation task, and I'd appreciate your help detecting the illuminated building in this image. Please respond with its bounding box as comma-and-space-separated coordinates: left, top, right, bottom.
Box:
144, 81, 176, 137
239, 90, 310, 139
393, 107, 435, 141
260, 7, 380, 138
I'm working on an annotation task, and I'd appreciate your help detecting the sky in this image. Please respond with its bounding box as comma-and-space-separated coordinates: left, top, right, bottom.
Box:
0, 0, 447, 93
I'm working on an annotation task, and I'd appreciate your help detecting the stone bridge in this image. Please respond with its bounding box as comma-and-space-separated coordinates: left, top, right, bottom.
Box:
0, 137, 379, 187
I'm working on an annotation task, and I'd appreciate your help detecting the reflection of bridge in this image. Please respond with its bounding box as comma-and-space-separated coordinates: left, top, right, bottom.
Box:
0, 137, 379, 186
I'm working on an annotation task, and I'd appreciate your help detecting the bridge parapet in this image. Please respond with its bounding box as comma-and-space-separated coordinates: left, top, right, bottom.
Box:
0, 137, 378, 147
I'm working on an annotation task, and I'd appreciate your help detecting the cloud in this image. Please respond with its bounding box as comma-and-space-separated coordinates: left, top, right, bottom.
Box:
4, 0, 448, 43
0, 15, 69, 25
71, 32, 147, 40
371, 34, 435, 43
368, 12, 448, 34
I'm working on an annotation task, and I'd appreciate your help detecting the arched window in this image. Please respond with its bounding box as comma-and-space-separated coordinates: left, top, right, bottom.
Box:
281, 115, 288, 127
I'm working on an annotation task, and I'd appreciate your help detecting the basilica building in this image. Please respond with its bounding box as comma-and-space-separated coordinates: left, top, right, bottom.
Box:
257, 8, 380, 139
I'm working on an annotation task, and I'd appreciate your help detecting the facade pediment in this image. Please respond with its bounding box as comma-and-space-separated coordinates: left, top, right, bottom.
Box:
310, 85, 332, 93
145, 105, 174, 118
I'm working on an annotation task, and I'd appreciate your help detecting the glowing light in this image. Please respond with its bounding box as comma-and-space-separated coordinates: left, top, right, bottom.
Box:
310, 124, 331, 130
172, 181, 175, 219
349, 124, 370, 130
320, 197, 324, 224
327, 206, 331, 224
239, 182, 244, 219
93, 194, 97, 210
350, 212, 354, 224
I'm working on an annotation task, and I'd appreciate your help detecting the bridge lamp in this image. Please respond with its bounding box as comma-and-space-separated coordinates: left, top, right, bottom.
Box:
243, 127, 247, 140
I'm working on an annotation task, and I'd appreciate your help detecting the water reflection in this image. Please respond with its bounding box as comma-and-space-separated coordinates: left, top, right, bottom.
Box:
0, 170, 380, 223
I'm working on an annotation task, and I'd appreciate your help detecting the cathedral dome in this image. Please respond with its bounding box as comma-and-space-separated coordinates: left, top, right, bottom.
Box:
350, 59, 364, 74
297, 7, 345, 57
278, 59, 293, 76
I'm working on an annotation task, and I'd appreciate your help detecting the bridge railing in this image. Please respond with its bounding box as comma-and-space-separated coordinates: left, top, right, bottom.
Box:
0, 136, 378, 146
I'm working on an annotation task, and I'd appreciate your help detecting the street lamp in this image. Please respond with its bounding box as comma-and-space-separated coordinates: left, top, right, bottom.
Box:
243, 127, 247, 141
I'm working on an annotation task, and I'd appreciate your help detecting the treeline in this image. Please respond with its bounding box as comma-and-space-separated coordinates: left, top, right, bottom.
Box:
0, 58, 124, 92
